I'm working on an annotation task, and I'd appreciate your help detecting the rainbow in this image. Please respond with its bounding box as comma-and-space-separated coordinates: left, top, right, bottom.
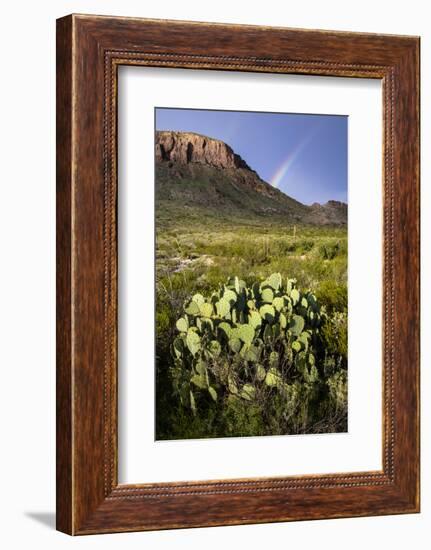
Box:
270, 123, 322, 190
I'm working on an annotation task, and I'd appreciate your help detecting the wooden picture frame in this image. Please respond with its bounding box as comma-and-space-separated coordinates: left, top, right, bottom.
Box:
56, 14, 420, 535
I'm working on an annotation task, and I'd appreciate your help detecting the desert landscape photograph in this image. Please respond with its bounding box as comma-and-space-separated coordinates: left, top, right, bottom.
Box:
154, 107, 348, 441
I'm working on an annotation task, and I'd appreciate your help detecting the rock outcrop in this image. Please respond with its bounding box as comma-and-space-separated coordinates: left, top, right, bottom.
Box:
156, 131, 252, 171
305, 200, 348, 226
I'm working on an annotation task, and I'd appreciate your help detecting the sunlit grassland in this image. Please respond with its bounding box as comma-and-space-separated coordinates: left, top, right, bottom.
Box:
156, 213, 347, 307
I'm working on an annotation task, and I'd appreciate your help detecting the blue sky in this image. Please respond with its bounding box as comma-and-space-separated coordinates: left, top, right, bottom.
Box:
155, 108, 347, 205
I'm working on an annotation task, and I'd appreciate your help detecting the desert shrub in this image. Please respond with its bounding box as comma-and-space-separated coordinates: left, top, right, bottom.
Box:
321, 311, 348, 364
319, 240, 346, 260
156, 308, 171, 335
165, 273, 347, 437
316, 280, 348, 313
277, 239, 314, 255
319, 242, 337, 260
298, 239, 315, 253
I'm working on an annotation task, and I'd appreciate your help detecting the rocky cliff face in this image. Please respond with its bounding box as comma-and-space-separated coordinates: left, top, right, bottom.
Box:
156, 131, 252, 171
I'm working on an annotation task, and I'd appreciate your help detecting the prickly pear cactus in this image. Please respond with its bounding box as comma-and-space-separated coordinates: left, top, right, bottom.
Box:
170, 273, 328, 413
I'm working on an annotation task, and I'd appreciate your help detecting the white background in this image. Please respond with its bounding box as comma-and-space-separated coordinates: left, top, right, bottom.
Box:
0, 0, 428, 548
118, 68, 382, 483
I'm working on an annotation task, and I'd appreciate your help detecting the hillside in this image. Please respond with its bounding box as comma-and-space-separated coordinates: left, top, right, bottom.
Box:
155, 130, 347, 227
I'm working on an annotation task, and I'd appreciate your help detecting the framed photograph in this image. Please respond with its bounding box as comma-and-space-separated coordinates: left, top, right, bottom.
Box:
56, 14, 420, 535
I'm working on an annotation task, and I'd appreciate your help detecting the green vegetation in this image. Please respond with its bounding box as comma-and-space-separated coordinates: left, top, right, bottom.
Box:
155, 213, 347, 440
